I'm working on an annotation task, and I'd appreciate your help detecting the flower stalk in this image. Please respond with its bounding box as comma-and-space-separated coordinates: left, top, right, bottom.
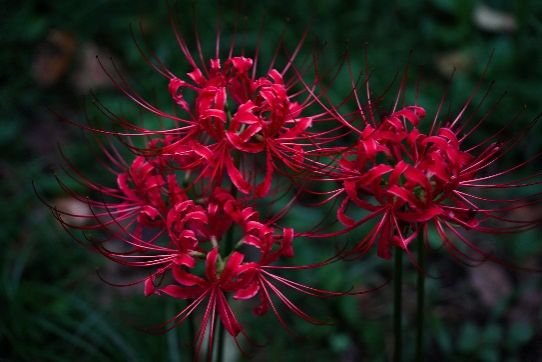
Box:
416, 229, 426, 361
216, 200, 236, 362
393, 247, 403, 362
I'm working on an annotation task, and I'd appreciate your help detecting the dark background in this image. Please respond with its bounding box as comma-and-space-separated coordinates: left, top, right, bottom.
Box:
2, 1, 542, 360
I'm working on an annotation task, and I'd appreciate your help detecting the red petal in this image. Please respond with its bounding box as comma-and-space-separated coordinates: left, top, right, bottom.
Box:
217, 291, 243, 336
144, 277, 155, 296
225, 153, 251, 194
174, 254, 196, 268
187, 68, 205, 85
225, 131, 265, 153
220, 252, 245, 282
205, 248, 219, 281
201, 108, 226, 122
255, 152, 273, 197
173, 267, 206, 287
234, 282, 260, 300
157, 285, 202, 299
387, 185, 412, 204
280, 117, 312, 139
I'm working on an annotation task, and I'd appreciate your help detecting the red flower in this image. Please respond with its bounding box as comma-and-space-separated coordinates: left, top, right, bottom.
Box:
48, 153, 337, 359
135, 188, 336, 359
307, 73, 541, 264
51, 147, 169, 237
72, 28, 331, 199
165, 52, 317, 197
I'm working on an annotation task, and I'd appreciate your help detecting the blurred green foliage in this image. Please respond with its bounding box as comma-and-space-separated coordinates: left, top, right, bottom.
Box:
2, 0, 542, 361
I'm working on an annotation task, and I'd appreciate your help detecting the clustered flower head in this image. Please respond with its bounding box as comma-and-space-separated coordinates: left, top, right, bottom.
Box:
308, 71, 541, 266
48, 17, 541, 361
164, 51, 315, 197
50, 25, 343, 360
335, 104, 488, 258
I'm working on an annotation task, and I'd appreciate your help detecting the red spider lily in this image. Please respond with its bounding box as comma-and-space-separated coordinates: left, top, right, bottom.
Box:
304, 65, 542, 264
46, 146, 341, 360
163, 47, 327, 197
50, 144, 170, 240
58, 21, 344, 200
151, 246, 333, 359
142, 187, 338, 359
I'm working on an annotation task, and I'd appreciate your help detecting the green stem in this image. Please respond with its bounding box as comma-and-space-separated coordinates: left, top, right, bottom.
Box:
416, 231, 426, 361
189, 310, 196, 360
216, 317, 225, 362
393, 247, 403, 362
216, 188, 237, 362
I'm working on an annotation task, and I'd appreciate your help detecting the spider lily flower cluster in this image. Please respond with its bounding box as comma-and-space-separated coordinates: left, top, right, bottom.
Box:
50, 26, 341, 359
334, 104, 500, 259
48, 19, 541, 360
309, 72, 541, 265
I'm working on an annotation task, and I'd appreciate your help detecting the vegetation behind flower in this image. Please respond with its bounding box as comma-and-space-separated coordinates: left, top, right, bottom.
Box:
3, 1, 542, 361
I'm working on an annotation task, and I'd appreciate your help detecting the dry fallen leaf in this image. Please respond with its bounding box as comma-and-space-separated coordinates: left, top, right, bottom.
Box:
71, 43, 115, 92
468, 262, 512, 307
473, 3, 517, 33
32, 30, 77, 86
435, 50, 473, 78
52, 197, 92, 227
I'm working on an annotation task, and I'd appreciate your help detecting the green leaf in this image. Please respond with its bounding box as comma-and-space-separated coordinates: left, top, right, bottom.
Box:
458, 323, 480, 352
